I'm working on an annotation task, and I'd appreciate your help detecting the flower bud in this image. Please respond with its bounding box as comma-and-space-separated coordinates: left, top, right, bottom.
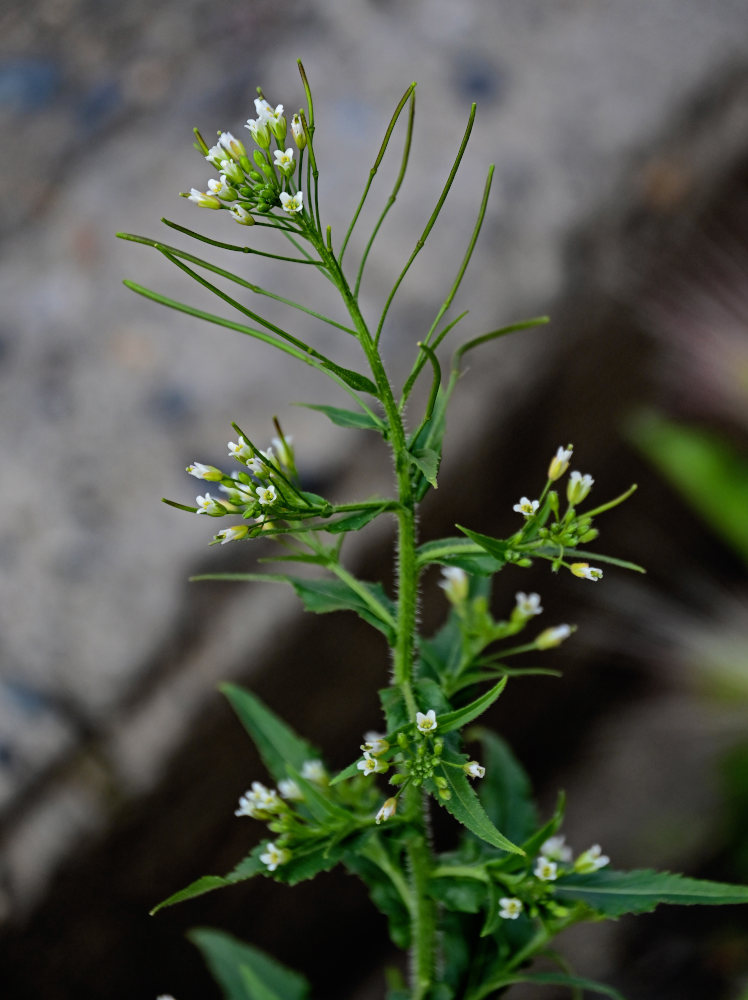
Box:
184, 188, 222, 209
464, 761, 485, 779
548, 445, 573, 481
375, 798, 397, 825
218, 131, 247, 161
567, 471, 594, 505
535, 624, 573, 649
220, 158, 245, 186
230, 205, 255, 226
291, 113, 307, 149
570, 562, 603, 582
245, 118, 271, 148
438, 565, 469, 605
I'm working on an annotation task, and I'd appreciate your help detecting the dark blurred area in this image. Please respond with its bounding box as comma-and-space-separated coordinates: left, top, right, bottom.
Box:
1, 1, 748, 998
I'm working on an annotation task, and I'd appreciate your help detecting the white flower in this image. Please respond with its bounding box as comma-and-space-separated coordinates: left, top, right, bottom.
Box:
301, 759, 326, 784
535, 624, 572, 649
234, 781, 283, 819
218, 131, 246, 160
260, 840, 290, 872
255, 98, 283, 123
207, 176, 235, 200
271, 435, 294, 470
570, 562, 603, 582
416, 709, 438, 735
357, 752, 387, 776
375, 797, 397, 825
186, 462, 223, 481
279, 191, 303, 214
291, 113, 306, 149
219, 480, 253, 504
230, 204, 255, 226
574, 843, 610, 873
205, 143, 225, 165
278, 778, 303, 801
195, 492, 223, 515
540, 835, 573, 863
248, 448, 273, 477
186, 188, 221, 209
513, 496, 540, 517
515, 591, 543, 617
567, 471, 594, 505
244, 117, 270, 147
256, 483, 278, 506
157, 995, 177, 1000
548, 445, 573, 481
464, 761, 485, 779
228, 436, 253, 462
273, 147, 295, 172
438, 565, 469, 604
534, 855, 558, 881
215, 525, 248, 545
361, 731, 389, 756
498, 897, 523, 920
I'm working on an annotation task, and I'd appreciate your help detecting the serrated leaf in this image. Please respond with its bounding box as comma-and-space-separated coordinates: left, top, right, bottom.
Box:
189, 928, 311, 1000
556, 868, 748, 918
409, 446, 440, 489
326, 505, 387, 534
296, 402, 386, 432
416, 536, 506, 575
221, 683, 318, 784
274, 833, 364, 885
432, 766, 523, 855
287, 576, 396, 643
436, 678, 507, 735
476, 971, 625, 1000
320, 360, 378, 395
467, 728, 539, 845
456, 525, 510, 563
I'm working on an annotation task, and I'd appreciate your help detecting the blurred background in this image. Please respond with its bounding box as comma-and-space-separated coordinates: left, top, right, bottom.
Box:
1, 0, 748, 997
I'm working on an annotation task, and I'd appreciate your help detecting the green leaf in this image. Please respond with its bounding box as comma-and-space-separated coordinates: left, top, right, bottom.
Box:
287, 576, 396, 643
320, 360, 378, 395
436, 678, 507, 734
429, 875, 486, 913
556, 868, 748, 918
286, 766, 353, 825
467, 727, 539, 845
455, 525, 510, 563
630, 411, 748, 566
409, 446, 440, 489
189, 927, 311, 1000
295, 402, 386, 433
416, 536, 506, 575
220, 683, 318, 784
326, 505, 388, 534
274, 833, 364, 885
478, 971, 625, 1000
150, 851, 265, 914
431, 765, 523, 855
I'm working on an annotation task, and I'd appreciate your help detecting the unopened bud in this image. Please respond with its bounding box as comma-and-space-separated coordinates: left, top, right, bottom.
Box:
548, 445, 573, 481
291, 113, 307, 149
536, 624, 573, 650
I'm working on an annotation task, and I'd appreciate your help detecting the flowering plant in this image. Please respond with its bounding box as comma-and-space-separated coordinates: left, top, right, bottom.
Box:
120, 62, 748, 1000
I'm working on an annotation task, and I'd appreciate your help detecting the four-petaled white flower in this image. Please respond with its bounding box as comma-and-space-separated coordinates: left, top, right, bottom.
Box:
248, 448, 273, 477
567, 471, 594, 505
228, 436, 253, 462
498, 897, 523, 920
513, 496, 539, 517
535, 624, 572, 649
361, 731, 389, 756
438, 565, 469, 604
234, 781, 283, 819
291, 113, 306, 149
273, 147, 295, 172
534, 855, 558, 881
301, 759, 327, 784
215, 525, 248, 545
244, 117, 270, 147
186, 462, 223, 481
205, 143, 225, 165
195, 492, 223, 516
260, 841, 291, 872
540, 835, 573, 863
515, 591, 543, 617
279, 191, 303, 214
207, 176, 234, 200
464, 761, 486, 779
375, 798, 397, 825
255, 98, 283, 123
416, 709, 438, 735
548, 444, 573, 481
574, 843, 610, 873
256, 483, 278, 506
278, 778, 303, 801
570, 562, 603, 582
218, 131, 246, 160
357, 752, 388, 776
230, 205, 255, 226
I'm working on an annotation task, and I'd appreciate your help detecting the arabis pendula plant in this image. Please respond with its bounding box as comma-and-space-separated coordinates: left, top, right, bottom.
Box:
121, 60, 748, 1000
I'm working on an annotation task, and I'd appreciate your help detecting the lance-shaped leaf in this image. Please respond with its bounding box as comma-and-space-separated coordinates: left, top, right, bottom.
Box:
409, 446, 440, 490
467, 727, 538, 845
220, 683, 318, 784
189, 927, 311, 1000
436, 677, 507, 735
295, 402, 386, 433
471, 971, 625, 1000
416, 536, 506, 575
430, 765, 523, 855
456, 524, 510, 563
555, 868, 748, 918
150, 848, 265, 914
320, 359, 378, 395
325, 505, 389, 534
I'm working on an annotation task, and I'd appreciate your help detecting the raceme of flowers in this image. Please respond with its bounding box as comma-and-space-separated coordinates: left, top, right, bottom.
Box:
182, 96, 307, 224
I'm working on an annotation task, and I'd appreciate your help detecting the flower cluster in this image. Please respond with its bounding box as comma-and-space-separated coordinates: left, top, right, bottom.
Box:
180, 426, 314, 544
183, 95, 306, 225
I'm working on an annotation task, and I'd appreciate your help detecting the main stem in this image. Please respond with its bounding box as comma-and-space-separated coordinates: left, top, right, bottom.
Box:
314, 231, 435, 997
